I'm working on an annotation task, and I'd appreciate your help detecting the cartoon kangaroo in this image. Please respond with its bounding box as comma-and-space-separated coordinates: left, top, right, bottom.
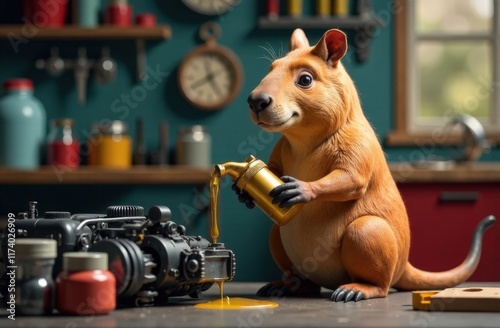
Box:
244, 28, 495, 302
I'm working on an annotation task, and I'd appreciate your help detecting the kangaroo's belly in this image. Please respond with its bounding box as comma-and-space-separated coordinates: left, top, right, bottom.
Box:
279, 202, 350, 290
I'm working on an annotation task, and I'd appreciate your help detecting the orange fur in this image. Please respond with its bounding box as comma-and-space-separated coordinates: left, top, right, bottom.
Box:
248, 28, 491, 301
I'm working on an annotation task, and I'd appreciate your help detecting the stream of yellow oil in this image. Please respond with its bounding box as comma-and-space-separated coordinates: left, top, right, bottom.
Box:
196, 171, 278, 310
210, 171, 220, 244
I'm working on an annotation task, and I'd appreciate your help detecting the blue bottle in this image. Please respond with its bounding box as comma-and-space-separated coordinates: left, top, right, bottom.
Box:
73, 0, 101, 27
0, 79, 46, 169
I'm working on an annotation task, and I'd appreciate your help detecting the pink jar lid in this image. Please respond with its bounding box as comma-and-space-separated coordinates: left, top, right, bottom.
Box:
3, 78, 34, 91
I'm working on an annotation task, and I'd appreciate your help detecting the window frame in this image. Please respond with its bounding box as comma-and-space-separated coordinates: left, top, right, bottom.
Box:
386, 0, 500, 146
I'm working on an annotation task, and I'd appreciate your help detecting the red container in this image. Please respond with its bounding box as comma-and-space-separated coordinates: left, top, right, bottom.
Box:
135, 13, 156, 27
266, 0, 280, 19
56, 252, 116, 315
57, 270, 116, 315
47, 119, 80, 168
104, 4, 133, 27
22, 0, 68, 27
47, 141, 80, 168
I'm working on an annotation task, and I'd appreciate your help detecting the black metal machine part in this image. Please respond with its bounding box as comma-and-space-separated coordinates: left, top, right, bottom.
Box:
0, 202, 236, 307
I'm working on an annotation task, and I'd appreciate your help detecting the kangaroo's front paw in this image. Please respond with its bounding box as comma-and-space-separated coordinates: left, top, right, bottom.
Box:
331, 287, 365, 302
232, 183, 255, 209
269, 176, 313, 207
257, 279, 321, 297
257, 281, 289, 297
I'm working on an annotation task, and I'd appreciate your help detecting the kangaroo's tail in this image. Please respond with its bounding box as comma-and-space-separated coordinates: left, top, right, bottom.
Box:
394, 215, 496, 291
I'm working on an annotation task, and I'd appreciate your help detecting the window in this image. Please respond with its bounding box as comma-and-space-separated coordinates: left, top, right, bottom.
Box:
387, 0, 500, 145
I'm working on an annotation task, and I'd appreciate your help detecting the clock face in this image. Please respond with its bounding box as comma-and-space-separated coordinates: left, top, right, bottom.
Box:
181, 0, 240, 15
178, 49, 242, 110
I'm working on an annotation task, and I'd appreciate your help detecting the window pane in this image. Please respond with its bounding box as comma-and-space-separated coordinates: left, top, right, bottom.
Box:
417, 41, 491, 119
416, 0, 492, 33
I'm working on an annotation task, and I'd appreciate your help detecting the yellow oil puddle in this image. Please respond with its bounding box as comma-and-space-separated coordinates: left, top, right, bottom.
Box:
194, 297, 279, 310
194, 279, 278, 310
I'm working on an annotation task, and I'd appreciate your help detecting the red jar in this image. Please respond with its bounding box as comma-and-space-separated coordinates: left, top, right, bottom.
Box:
22, 0, 68, 27
56, 252, 116, 315
47, 119, 79, 168
135, 13, 156, 27
104, 1, 132, 27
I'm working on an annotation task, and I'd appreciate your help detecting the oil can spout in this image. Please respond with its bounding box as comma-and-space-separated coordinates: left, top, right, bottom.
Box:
213, 155, 257, 180
213, 161, 248, 180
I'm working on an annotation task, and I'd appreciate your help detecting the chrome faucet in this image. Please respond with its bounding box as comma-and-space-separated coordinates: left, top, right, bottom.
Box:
449, 114, 491, 162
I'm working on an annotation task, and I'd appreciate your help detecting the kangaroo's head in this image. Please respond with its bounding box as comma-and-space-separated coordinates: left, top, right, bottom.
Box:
248, 29, 359, 143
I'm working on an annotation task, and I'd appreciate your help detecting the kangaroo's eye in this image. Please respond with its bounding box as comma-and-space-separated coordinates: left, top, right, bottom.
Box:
296, 73, 313, 88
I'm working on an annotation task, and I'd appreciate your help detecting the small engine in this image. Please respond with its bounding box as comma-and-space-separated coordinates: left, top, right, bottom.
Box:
0, 201, 236, 306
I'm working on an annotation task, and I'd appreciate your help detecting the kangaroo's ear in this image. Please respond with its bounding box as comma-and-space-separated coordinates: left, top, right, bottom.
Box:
289, 28, 310, 51
312, 29, 347, 67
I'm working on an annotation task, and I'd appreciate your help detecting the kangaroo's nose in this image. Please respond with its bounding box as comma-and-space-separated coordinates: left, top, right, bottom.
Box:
247, 92, 273, 114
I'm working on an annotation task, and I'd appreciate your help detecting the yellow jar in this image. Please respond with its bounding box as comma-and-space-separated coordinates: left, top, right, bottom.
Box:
88, 121, 131, 169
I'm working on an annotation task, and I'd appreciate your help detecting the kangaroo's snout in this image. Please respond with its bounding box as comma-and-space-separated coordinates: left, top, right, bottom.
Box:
248, 92, 273, 114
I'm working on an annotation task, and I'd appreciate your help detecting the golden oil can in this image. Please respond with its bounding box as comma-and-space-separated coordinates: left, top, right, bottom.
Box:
214, 155, 303, 226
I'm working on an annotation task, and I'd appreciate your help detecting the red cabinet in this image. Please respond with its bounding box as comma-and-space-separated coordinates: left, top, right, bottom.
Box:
397, 182, 499, 281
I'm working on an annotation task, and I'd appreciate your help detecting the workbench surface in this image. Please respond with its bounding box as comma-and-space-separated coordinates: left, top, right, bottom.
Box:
1, 282, 499, 327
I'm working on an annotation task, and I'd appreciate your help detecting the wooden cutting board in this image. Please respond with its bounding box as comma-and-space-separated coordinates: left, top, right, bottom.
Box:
412, 287, 500, 312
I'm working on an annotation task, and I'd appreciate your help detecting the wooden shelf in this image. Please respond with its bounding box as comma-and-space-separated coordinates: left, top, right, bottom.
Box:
0, 24, 172, 81
258, 15, 382, 62
0, 166, 212, 185
0, 25, 172, 40
257, 0, 383, 62
258, 15, 382, 30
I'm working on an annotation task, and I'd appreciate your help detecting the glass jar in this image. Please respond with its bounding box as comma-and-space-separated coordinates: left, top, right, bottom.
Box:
47, 118, 80, 168
104, 0, 132, 27
14, 239, 57, 316
176, 125, 211, 168
56, 252, 116, 315
88, 120, 132, 168
0, 78, 46, 169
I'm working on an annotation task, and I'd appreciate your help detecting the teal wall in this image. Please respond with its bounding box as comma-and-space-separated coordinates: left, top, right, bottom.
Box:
1, 1, 498, 282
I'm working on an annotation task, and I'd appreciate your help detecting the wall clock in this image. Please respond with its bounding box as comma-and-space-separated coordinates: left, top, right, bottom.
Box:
178, 22, 244, 111
181, 0, 240, 16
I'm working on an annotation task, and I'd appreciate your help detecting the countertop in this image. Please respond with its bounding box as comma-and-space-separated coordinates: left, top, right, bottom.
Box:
388, 162, 500, 183
1, 162, 500, 185
1, 282, 499, 327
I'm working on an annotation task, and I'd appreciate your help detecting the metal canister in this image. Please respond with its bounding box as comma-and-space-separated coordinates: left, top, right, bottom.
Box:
14, 239, 57, 315
176, 125, 211, 168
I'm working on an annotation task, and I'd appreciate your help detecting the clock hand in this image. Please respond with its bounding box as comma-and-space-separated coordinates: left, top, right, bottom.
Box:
209, 78, 224, 98
203, 55, 228, 79
190, 56, 218, 89
204, 55, 213, 75
190, 69, 226, 90
190, 74, 212, 89
206, 68, 229, 97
